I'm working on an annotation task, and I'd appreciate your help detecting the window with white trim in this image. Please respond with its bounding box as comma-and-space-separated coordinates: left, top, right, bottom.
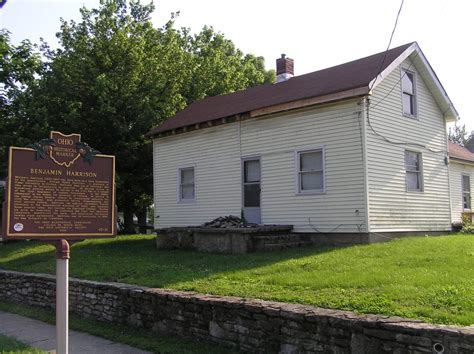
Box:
178, 167, 195, 201
462, 175, 471, 210
402, 69, 416, 116
297, 149, 324, 193
405, 150, 423, 191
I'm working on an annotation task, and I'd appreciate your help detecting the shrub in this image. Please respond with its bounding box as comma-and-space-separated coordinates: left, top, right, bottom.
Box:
461, 224, 474, 234
460, 215, 474, 234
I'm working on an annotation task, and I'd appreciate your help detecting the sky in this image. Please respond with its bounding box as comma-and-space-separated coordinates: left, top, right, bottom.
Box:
1, 0, 473, 132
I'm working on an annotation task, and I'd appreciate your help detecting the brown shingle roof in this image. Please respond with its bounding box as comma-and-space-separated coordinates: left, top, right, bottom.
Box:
147, 42, 414, 137
448, 142, 474, 163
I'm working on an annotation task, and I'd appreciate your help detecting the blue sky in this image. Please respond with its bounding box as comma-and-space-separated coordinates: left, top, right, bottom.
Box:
1, 0, 473, 131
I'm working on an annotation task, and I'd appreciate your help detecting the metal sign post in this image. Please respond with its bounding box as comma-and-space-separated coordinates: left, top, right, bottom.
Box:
55, 240, 70, 354
2, 131, 116, 354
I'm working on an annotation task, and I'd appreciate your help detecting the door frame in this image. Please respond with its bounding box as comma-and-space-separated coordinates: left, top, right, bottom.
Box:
241, 155, 261, 224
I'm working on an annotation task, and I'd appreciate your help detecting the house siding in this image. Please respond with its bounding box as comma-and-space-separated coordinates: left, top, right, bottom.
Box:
449, 161, 474, 224
240, 101, 366, 233
366, 58, 451, 232
153, 100, 367, 232
153, 123, 242, 228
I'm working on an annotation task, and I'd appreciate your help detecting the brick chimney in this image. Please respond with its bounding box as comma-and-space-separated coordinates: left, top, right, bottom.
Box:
276, 54, 294, 83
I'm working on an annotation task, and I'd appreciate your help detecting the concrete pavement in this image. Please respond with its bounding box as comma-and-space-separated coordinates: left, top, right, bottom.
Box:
0, 310, 151, 354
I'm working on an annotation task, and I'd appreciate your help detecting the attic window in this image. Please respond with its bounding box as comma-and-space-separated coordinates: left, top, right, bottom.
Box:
402, 69, 416, 117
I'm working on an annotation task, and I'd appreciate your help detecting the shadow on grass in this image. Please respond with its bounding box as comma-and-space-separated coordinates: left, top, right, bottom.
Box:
0, 235, 340, 288
0, 300, 234, 354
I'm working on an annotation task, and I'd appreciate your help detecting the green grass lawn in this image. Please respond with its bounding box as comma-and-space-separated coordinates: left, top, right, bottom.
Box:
0, 234, 473, 325
0, 333, 44, 353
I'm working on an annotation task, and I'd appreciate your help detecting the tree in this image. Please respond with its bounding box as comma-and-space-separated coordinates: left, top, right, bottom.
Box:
465, 131, 474, 153
183, 26, 275, 102
0, 30, 45, 181
448, 122, 468, 146
27, 0, 274, 233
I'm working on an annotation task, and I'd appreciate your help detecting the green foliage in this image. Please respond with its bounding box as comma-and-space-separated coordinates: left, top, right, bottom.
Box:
448, 122, 470, 146
460, 215, 474, 234
0, 234, 473, 325
461, 224, 474, 234
0, 30, 46, 179
12, 0, 274, 232
0, 333, 45, 353
183, 25, 275, 101
147, 203, 154, 222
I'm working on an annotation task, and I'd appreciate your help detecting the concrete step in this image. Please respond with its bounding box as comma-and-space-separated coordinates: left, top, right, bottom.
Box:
260, 240, 314, 251
252, 233, 314, 251
253, 234, 311, 243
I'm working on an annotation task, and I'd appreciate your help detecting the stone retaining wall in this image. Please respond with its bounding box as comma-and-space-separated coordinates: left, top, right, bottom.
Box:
0, 270, 473, 353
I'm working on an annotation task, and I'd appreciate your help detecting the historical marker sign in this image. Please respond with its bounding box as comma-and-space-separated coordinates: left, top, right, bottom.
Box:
2, 131, 116, 239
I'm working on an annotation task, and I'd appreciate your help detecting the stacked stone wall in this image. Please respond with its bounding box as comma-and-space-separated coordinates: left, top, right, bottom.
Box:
0, 270, 473, 353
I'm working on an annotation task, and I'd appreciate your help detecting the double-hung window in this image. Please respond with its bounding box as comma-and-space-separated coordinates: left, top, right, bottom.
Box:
402, 69, 416, 117
405, 150, 423, 191
178, 167, 195, 201
462, 175, 471, 210
297, 148, 324, 193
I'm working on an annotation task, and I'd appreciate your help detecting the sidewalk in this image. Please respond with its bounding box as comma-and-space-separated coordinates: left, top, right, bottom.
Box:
0, 310, 151, 354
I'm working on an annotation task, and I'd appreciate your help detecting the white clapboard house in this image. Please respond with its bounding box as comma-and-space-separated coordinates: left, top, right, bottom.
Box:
147, 42, 459, 239
448, 142, 474, 225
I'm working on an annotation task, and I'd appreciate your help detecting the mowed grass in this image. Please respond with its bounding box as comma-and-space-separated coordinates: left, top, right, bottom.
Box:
0, 234, 473, 325
0, 333, 45, 353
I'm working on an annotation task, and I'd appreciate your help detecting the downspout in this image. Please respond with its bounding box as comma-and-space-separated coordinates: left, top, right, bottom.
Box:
152, 138, 159, 230
360, 96, 371, 235
445, 118, 453, 230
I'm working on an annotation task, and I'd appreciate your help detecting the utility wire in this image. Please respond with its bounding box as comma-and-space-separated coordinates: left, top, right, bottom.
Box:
366, 97, 446, 154
369, 0, 405, 92
370, 50, 419, 109
364, 0, 446, 155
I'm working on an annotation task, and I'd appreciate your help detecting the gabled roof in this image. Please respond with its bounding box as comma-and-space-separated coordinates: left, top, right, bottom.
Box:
147, 42, 458, 138
448, 142, 474, 163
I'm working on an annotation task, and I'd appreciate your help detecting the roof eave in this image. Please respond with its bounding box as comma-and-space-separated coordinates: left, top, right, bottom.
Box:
250, 86, 369, 118
148, 87, 370, 139
449, 157, 474, 166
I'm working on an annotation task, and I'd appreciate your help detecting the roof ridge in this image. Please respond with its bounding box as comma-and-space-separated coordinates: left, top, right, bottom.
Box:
189, 42, 416, 106
148, 42, 416, 137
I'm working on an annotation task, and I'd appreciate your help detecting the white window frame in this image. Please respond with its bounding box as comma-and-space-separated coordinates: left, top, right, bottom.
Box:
462, 174, 471, 211
295, 147, 326, 195
401, 68, 417, 118
177, 165, 196, 203
405, 150, 423, 192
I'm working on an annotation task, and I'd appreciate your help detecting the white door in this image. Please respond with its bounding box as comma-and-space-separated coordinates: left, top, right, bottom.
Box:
243, 158, 261, 224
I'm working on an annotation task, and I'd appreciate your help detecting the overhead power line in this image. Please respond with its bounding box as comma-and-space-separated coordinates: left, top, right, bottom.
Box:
369, 0, 405, 92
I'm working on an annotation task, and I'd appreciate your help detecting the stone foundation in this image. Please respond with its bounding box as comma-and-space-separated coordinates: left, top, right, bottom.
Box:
156, 227, 453, 253
156, 225, 298, 253
0, 270, 473, 353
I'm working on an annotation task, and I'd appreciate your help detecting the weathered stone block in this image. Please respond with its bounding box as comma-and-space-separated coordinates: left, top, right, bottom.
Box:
1, 270, 473, 354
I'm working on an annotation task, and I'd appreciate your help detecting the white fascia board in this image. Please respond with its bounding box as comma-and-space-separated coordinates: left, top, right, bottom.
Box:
414, 43, 459, 121
369, 42, 459, 121
368, 43, 417, 93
